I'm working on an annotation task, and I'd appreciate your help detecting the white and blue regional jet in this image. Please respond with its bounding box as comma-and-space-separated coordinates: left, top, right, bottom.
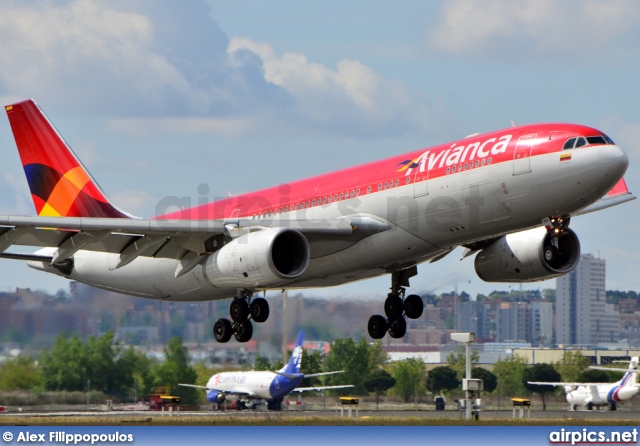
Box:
180, 332, 353, 410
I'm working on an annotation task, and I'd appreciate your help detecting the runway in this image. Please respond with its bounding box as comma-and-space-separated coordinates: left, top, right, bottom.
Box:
1, 406, 638, 426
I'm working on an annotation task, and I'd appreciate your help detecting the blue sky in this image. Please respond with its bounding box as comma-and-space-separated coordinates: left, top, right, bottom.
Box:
0, 0, 639, 299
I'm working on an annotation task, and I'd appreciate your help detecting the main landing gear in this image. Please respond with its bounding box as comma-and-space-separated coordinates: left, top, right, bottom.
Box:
213, 290, 270, 343
543, 215, 571, 268
367, 267, 423, 340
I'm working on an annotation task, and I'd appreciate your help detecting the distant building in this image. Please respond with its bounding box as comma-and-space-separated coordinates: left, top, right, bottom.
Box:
556, 254, 620, 345
496, 302, 530, 343
455, 301, 491, 340
530, 301, 553, 347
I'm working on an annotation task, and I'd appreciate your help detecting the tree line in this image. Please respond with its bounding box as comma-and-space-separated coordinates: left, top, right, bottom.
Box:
0, 334, 624, 408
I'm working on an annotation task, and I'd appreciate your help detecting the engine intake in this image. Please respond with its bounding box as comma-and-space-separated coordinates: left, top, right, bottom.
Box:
205, 228, 310, 288
474, 226, 580, 282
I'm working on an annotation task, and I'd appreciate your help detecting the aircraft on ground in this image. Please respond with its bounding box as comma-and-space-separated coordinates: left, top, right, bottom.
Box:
179, 331, 353, 410
528, 357, 640, 411
0, 99, 635, 342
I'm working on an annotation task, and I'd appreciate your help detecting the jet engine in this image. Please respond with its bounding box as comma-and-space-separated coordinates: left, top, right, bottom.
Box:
207, 390, 225, 404
474, 226, 580, 282
204, 228, 310, 288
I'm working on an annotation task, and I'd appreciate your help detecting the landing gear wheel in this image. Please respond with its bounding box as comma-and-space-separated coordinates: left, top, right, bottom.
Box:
610, 402, 617, 411
384, 294, 404, 319
230, 298, 249, 323
389, 317, 407, 338
250, 298, 270, 323
368, 315, 387, 339
213, 318, 233, 343
404, 294, 423, 319
234, 320, 253, 343
587, 402, 594, 411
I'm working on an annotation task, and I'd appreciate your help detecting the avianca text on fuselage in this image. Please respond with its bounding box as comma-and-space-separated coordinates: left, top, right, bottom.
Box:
399, 134, 512, 175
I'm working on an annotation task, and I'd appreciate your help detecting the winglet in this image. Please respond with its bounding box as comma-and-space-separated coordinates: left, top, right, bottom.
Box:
5, 99, 133, 218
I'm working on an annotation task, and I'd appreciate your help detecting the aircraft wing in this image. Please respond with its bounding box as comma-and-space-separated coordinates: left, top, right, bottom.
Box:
0, 214, 390, 268
527, 381, 609, 387
291, 384, 354, 393
572, 178, 636, 216
588, 366, 640, 373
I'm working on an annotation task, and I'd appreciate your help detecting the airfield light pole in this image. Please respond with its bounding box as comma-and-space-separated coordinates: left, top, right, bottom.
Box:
451, 333, 475, 421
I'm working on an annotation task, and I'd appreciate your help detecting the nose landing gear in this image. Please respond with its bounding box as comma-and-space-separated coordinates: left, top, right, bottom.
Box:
213, 290, 270, 343
367, 267, 423, 340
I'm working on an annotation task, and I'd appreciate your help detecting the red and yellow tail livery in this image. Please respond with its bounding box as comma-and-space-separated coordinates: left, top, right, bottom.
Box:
5, 100, 128, 218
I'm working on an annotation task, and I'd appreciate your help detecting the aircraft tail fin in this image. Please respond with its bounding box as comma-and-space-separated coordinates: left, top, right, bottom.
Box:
279, 331, 304, 375
5, 99, 132, 218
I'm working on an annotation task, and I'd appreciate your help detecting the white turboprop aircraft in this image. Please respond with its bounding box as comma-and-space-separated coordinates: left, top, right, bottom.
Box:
179, 332, 353, 410
528, 357, 640, 411
0, 100, 635, 343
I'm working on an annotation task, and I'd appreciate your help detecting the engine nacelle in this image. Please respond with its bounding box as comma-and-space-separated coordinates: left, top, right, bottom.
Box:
204, 228, 310, 288
474, 226, 580, 282
207, 390, 225, 404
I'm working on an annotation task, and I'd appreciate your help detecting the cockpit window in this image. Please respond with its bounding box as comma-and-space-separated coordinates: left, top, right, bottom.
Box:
574, 137, 587, 148
563, 134, 614, 150
562, 138, 576, 150
586, 136, 606, 145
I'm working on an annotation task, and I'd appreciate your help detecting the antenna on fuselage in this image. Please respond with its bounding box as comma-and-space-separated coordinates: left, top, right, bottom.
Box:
511, 120, 516, 128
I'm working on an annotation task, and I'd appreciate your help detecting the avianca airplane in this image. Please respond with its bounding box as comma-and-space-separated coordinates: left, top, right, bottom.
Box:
179, 331, 352, 410
528, 357, 640, 411
0, 99, 635, 343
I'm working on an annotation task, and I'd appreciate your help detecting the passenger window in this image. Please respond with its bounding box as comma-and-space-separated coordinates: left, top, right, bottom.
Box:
307, 201, 310, 207
340, 193, 343, 200
323, 197, 327, 204
488, 158, 492, 164
384, 182, 388, 189
481, 159, 486, 166
367, 186, 371, 193
378, 184, 382, 191
575, 137, 587, 148
285, 206, 288, 212
350, 190, 354, 198
301, 202, 305, 209
296, 204, 300, 210
395, 180, 399, 187
328, 195, 332, 203
356, 189, 360, 196
446, 167, 450, 174
406, 177, 410, 184
312, 199, 316, 206
562, 138, 576, 150
475, 160, 479, 168
334, 194, 338, 201
452, 166, 456, 173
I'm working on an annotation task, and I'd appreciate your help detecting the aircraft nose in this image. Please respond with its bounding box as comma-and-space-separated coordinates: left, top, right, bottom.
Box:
598, 144, 629, 180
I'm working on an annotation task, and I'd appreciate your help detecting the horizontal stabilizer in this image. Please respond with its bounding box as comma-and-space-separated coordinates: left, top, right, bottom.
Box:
292, 384, 354, 393
304, 370, 344, 378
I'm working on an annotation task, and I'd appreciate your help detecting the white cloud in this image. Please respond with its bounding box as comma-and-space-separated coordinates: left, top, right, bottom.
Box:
0, 1, 431, 139
427, 0, 640, 62
229, 38, 429, 137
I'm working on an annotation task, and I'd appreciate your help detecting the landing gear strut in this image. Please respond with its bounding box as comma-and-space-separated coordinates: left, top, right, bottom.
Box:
213, 290, 270, 343
367, 267, 423, 340
543, 215, 571, 269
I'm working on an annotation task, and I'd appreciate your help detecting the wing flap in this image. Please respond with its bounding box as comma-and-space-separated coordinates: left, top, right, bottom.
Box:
0, 214, 391, 262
